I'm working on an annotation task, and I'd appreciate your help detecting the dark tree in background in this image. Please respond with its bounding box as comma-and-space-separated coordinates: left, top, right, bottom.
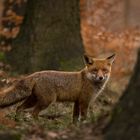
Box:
104, 49, 140, 140
6, 0, 84, 73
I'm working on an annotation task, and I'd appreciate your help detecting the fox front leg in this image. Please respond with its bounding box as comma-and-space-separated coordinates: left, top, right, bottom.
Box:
73, 100, 80, 123
79, 103, 88, 122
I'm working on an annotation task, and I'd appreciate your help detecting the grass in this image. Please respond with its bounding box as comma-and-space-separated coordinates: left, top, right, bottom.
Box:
1, 102, 103, 130
0, 79, 125, 139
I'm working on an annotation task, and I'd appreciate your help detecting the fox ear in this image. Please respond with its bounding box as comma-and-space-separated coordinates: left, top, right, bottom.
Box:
106, 54, 116, 64
83, 54, 93, 65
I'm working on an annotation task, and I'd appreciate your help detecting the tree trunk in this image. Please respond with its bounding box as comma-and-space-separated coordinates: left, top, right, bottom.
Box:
6, 0, 84, 73
104, 49, 140, 140
0, 0, 4, 25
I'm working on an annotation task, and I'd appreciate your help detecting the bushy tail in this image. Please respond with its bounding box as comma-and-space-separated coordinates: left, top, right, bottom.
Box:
0, 78, 35, 107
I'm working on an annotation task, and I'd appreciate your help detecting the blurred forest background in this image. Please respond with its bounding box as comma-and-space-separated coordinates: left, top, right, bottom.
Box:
0, 0, 140, 140
0, 0, 140, 87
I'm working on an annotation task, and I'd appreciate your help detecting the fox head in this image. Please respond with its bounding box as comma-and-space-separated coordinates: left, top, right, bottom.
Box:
84, 54, 115, 84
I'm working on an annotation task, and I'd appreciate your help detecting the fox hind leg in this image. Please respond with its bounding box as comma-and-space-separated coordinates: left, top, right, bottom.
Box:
16, 94, 37, 114
31, 102, 51, 119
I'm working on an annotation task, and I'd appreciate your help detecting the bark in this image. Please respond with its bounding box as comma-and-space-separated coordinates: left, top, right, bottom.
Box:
6, 0, 84, 73
0, 0, 4, 25
104, 49, 140, 140
124, 0, 130, 26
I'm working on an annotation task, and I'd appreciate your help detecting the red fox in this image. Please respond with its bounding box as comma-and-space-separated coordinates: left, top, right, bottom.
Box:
0, 54, 115, 122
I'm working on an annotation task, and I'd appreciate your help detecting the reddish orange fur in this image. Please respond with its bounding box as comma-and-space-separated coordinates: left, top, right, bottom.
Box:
0, 54, 115, 122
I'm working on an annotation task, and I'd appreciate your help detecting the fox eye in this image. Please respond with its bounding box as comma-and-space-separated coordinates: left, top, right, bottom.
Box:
102, 69, 108, 73
92, 68, 98, 73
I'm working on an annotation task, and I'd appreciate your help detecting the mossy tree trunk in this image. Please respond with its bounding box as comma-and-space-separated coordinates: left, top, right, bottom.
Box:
104, 49, 140, 140
6, 0, 84, 74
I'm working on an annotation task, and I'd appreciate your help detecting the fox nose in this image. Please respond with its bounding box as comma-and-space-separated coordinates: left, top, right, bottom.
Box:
99, 76, 103, 81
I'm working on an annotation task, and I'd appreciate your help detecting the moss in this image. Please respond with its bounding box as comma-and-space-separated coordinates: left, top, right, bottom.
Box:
0, 52, 5, 61
60, 57, 84, 71
0, 132, 21, 140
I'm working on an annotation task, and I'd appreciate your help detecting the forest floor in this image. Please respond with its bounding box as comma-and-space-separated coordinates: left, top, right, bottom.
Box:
0, 73, 130, 140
